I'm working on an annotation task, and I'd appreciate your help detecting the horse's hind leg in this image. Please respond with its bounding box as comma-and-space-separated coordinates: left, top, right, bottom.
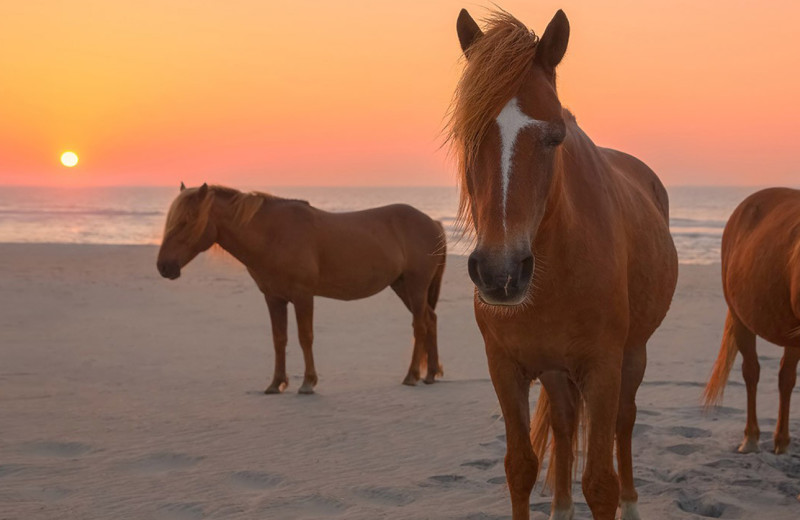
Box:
422, 260, 445, 384
422, 307, 440, 384
616, 346, 646, 520
539, 372, 579, 519
264, 296, 289, 394
293, 294, 318, 394
391, 277, 430, 386
774, 347, 800, 454
735, 319, 760, 453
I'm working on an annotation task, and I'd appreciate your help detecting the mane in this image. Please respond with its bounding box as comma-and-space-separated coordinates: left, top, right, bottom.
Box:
445, 9, 540, 232
163, 185, 309, 241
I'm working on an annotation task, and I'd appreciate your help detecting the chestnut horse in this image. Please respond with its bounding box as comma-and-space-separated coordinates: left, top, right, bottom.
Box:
449, 9, 677, 520
156, 183, 446, 393
704, 188, 800, 454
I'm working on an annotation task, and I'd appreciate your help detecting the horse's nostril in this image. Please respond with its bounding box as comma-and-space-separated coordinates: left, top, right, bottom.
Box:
467, 253, 482, 286
519, 255, 534, 282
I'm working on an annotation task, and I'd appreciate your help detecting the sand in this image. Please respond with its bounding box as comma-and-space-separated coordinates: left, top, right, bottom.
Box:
0, 243, 798, 519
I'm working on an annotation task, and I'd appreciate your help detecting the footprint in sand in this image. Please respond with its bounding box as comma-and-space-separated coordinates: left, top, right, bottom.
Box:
122, 452, 203, 474
256, 494, 347, 518
487, 475, 506, 485
23, 441, 91, 458
229, 470, 284, 491
704, 458, 755, 470
154, 502, 204, 520
676, 494, 739, 518
427, 474, 467, 485
669, 426, 712, 438
354, 486, 417, 507
460, 458, 501, 470
666, 443, 703, 456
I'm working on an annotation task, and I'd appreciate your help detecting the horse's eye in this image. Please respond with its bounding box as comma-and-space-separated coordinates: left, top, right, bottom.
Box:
541, 120, 566, 147
543, 128, 566, 147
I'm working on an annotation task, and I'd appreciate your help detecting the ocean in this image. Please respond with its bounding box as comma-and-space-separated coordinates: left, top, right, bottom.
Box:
0, 185, 774, 264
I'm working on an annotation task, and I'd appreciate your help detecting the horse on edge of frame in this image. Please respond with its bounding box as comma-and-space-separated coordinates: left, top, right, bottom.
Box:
448, 8, 678, 520
156, 183, 446, 394
704, 187, 800, 455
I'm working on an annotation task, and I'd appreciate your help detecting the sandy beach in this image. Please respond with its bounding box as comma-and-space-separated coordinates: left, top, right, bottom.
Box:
1, 243, 798, 519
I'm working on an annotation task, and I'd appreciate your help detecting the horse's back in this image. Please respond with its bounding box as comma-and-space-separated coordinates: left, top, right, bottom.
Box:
601, 147, 670, 223
722, 188, 800, 345
322, 203, 443, 257
306, 203, 444, 300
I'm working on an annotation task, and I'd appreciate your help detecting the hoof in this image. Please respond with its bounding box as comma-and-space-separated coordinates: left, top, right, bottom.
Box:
738, 438, 760, 453
549, 504, 574, 520
423, 376, 436, 385
264, 381, 287, 394
619, 501, 641, 520
298, 386, 315, 395
774, 434, 790, 454
402, 374, 419, 386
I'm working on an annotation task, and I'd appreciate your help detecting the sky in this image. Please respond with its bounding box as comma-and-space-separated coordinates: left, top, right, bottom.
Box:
0, 0, 798, 187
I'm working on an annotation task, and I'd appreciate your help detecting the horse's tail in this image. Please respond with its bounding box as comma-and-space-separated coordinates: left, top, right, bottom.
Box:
427, 222, 447, 311
530, 386, 552, 484
703, 309, 741, 408
530, 384, 584, 490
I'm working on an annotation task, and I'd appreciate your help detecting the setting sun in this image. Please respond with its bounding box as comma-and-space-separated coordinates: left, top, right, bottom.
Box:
60, 151, 78, 168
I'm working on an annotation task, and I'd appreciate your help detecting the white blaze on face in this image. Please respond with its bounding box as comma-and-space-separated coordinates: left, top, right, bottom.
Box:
495, 97, 545, 231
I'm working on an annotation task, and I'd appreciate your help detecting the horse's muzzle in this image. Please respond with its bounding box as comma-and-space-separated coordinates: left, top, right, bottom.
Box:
157, 260, 181, 280
468, 250, 534, 306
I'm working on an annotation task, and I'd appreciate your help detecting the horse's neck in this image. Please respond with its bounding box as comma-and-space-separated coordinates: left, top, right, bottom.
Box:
537, 123, 604, 241
211, 200, 260, 267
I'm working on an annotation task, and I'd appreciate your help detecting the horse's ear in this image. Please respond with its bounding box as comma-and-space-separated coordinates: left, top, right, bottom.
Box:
535, 10, 570, 70
197, 183, 208, 198
180, 181, 186, 192
457, 9, 483, 56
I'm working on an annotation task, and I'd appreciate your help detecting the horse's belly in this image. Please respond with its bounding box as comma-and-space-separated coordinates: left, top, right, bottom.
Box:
316, 281, 391, 301
314, 266, 401, 301
626, 237, 678, 343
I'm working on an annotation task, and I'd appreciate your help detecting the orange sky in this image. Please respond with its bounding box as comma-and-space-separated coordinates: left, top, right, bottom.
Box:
1, 1, 798, 187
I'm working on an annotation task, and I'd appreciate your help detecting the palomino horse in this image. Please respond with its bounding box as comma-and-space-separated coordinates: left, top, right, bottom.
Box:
449, 9, 677, 520
704, 188, 800, 454
156, 183, 446, 393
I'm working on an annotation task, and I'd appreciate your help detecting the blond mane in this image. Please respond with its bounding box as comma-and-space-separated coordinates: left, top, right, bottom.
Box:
163, 185, 308, 242
445, 9, 540, 231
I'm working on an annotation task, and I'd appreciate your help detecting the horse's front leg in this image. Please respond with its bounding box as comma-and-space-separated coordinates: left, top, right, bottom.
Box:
616, 346, 646, 520
264, 296, 289, 394
775, 347, 800, 454
293, 294, 318, 394
580, 355, 623, 520
488, 352, 538, 520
